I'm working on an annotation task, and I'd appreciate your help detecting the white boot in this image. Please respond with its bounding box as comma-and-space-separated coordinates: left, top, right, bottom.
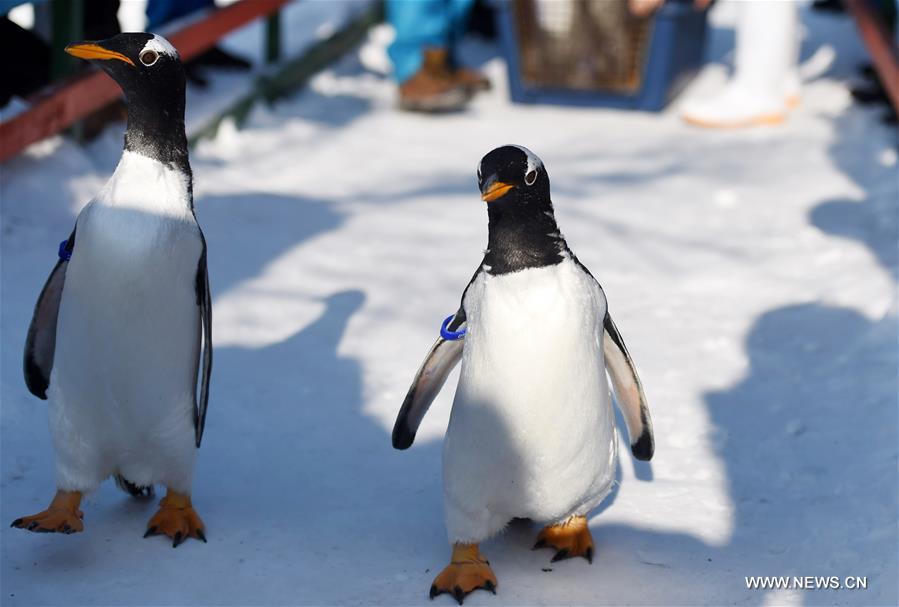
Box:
785, 68, 801, 109
683, 0, 800, 128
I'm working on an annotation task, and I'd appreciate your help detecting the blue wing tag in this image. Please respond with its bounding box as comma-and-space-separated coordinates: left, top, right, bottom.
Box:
58, 239, 72, 261
440, 314, 466, 340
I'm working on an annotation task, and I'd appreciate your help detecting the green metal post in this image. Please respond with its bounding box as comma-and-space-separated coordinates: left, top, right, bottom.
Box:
51, 0, 84, 80
265, 10, 282, 65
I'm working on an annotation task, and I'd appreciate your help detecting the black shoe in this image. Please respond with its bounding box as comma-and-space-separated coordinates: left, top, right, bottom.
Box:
811, 0, 844, 13
851, 84, 888, 105
192, 46, 252, 70
185, 64, 210, 88
858, 63, 877, 81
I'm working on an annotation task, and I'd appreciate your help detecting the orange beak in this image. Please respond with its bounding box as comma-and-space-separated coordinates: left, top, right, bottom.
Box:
65, 43, 135, 66
480, 180, 513, 203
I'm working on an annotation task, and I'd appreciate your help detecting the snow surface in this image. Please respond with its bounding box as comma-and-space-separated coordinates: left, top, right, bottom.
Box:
1, 3, 897, 606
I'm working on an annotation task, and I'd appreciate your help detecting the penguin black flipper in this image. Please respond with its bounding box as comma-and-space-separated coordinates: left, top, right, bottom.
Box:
392, 308, 466, 450
602, 312, 654, 461
23, 229, 75, 400
393, 265, 483, 450
193, 231, 212, 447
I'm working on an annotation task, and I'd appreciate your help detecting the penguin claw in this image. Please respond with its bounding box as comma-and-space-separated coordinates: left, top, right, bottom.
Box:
429, 547, 498, 604
533, 515, 595, 564
551, 549, 569, 562
144, 493, 205, 547
10, 506, 84, 534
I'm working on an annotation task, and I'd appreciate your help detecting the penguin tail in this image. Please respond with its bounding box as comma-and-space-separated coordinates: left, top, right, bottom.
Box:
114, 475, 155, 499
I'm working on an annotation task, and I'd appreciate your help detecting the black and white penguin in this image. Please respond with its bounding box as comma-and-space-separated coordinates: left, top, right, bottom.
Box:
12, 33, 212, 547
393, 145, 654, 603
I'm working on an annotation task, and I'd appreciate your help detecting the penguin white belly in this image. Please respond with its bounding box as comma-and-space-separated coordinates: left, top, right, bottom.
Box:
443, 258, 617, 542
48, 152, 202, 493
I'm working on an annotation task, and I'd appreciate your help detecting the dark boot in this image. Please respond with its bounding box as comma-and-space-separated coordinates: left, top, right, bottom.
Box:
398, 48, 470, 113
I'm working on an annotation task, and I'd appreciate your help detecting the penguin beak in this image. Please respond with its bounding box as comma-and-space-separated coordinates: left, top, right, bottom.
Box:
480, 176, 514, 203
65, 42, 135, 66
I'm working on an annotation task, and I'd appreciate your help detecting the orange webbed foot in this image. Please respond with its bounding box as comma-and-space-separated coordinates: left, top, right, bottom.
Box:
430, 543, 497, 605
533, 515, 594, 563
144, 490, 205, 547
10, 490, 84, 534
10, 509, 84, 534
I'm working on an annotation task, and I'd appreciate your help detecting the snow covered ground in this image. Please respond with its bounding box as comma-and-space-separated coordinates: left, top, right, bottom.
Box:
1, 3, 897, 606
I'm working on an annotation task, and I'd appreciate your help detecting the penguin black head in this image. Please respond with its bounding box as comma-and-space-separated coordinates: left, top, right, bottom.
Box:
66, 33, 189, 172
476, 146, 566, 275
65, 33, 183, 97
477, 145, 549, 206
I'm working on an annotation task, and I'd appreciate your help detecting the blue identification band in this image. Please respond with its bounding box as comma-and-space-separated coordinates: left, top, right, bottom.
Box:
440, 314, 466, 340
58, 239, 72, 261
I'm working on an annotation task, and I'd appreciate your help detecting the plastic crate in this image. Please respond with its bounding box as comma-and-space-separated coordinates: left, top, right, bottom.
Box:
495, 0, 709, 111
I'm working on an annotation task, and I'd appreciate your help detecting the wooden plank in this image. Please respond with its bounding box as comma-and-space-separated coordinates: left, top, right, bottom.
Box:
0, 0, 290, 163
845, 0, 899, 112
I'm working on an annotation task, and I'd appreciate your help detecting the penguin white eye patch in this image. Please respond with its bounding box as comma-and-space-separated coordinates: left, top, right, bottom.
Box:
139, 50, 159, 66
139, 34, 179, 64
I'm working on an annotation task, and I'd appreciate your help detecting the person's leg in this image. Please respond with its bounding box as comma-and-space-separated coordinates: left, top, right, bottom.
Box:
683, 1, 799, 128
388, 0, 474, 111
83, 0, 120, 40
448, 0, 476, 41
730, 0, 798, 104
447, 0, 491, 91
146, 0, 212, 30
387, 0, 453, 84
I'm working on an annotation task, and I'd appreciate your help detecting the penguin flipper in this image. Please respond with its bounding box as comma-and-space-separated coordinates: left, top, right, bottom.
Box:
193, 234, 212, 448
392, 312, 466, 450
603, 312, 654, 461
23, 231, 75, 400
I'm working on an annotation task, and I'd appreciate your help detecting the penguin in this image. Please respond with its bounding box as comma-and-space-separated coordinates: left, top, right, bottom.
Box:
12, 33, 212, 547
392, 145, 654, 604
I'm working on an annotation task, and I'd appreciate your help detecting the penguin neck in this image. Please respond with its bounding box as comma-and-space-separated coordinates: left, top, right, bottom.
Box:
123, 93, 191, 178
484, 195, 566, 275
103, 149, 194, 216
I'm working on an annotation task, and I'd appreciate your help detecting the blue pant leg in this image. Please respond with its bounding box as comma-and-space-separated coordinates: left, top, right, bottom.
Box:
447, 0, 475, 39
387, 0, 452, 83
146, 0, 214, 30
446, 0, 475, 66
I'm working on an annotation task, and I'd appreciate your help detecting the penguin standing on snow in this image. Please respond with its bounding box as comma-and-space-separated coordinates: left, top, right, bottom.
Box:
12, 33, 212, 547
393, 145, 654, 603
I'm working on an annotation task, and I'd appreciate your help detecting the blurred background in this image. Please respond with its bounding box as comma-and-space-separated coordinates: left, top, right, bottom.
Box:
1, 1, 897, 605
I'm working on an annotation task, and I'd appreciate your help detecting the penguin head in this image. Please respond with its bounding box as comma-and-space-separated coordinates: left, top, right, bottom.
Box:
477, 146, 564, 273
477, 145, 549, 206
66, 33, 189, 171
65, 33, 184, 99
